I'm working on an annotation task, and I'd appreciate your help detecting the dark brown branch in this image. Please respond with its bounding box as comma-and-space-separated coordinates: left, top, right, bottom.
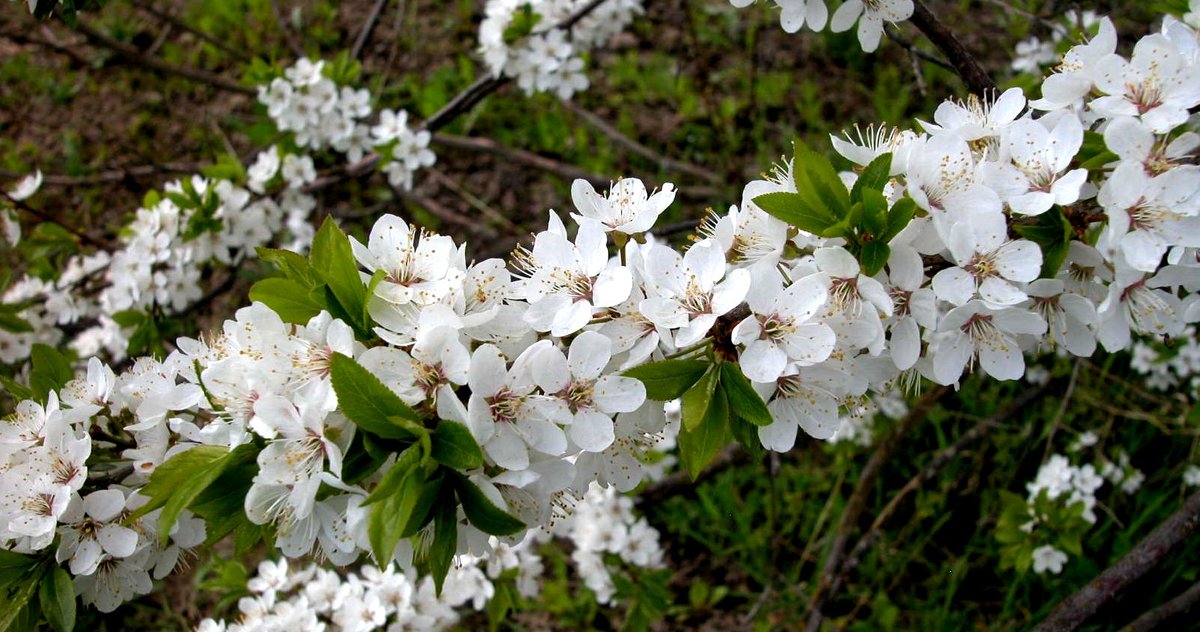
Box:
804, 384, 951, 632
351, 0, 390, 60
907, 0, 996, 95
883, 23, 954, 72
1121, 580, 1200, 632
1032, 490, 1200, 632
74, 22, 254, 95
560, 99, 724, 184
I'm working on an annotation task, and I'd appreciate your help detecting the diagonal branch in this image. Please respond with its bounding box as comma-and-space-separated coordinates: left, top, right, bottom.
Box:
351, 0, 390, 60
907, 0, 996, 95
1032, 490, 1200, 632
804, 384, 950, 632
1121, 580, 1200, 632
73, 22, 254, 95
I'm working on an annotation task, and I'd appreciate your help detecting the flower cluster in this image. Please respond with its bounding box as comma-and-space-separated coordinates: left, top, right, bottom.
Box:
729, 0, 915, 53
1009, 10, 1101, 74
1132, 324, 1200, 394
478, 0, 645, 99
195, 480, 666, 631
2, 9, 1198, 624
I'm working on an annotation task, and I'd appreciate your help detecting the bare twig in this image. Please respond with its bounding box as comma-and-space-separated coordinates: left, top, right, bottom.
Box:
270, 0, 306, 58
1121, 580, 1200, 632
1032, 490, 1200, 632
560, 99, 724, 184
636, 444, 750, 510
73, 22, 254, 95
804, 385, 951, 632
1, 190, 110, 249
0, 164, 196, 186
426, 168, 509, 235
884, 24, 954, 72
835, 382, 1056, 590
135, 2, 251, 62
907, 0, 997, 95
1042, 360, 1081, 460
432, 133, 607, 185
351, 0, 390, 60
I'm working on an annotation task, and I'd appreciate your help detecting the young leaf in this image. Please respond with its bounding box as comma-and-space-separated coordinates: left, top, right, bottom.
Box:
0, 550, 39, 586
850, 152, 893, 204
623, 359, 710, 401
248, 278, 325, 325
430, 421, 484, 470
400, 473, 445, 538
256, 247, 318, 287
719, 363, 772, 427
680, 364, 719, 432
429, 500, 459, 595
860, 189, 889, 236
128, 444, 255, 542
0, 562, 43, 632
367, 451, 426, 565
452, 472, 525, 536
340, 431, 389, 486
881, 197, 917, 243
38, 565, 75, 632
859, 241, 891, 277
29, 344, 74, 403
677, 387, 729, 480
793, 141, 851, 219
330, 352, 422, 440
752, 192, 838, 236
310, 217, 367, 333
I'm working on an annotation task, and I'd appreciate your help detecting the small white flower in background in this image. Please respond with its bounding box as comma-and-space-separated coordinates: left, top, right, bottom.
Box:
281, 154, 316, 189
1184, 465, 1200, 487
1069, 431, 1098, 452
8, 169, 42, 201
284, 58, 325, 87
2, 170, 42, 246
1032, 544, 1068, 574
247, 147, 281, 194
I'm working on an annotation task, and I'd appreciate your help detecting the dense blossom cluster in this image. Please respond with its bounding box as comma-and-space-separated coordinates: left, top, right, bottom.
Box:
478, 0, 644, 99
0, 57, 438, 366
194, 480, 664, 631
1, 5, 1198, 625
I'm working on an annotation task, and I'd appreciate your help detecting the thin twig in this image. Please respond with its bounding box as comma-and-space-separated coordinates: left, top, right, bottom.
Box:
1042, 360, 1081, 460
884, 24, 954, 72
804, 385, 950, 632
1, 190, 110, 249
351, 0, 389, 60
426, 168, 509, 235
835, 382, 1055, 591
303, 0, 616, 193
270, 0, 306, 58
432, 133, 607, 185
135, 2, 251, 62
0, 164, 196, 186
1121, 580, 1200, 632
560, 99, 724, 184
636, 444, 749, 510
1032, 490, 1200, 632
907, 0, 997, 95
73, 22, 254, 95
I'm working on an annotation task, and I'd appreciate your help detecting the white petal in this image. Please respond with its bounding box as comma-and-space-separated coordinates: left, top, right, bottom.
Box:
569, 410, 615, 452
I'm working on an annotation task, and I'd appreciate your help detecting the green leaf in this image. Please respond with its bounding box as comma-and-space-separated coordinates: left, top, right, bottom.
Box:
29, 344, 74, 403
793, 141, 851, 220
860, 189, 888, 236
719, 363, 772, 427
200, 152, 248, 184
256, 247, 318, 287
0, 562, 42, 632
249, 278, 325, 325
430, 421, 483, 470
341, 431, 389, 486
429, 499, 458, 595
129, 445, 254, 542
0, 306, 32, 334
680, 365, 719, 432
752, 191, 838, 236
859, 241, 891, 277
38, 565, 75, 632
728, 413, 764, 458
1012, 208, 1069, 278
623, 359, 709, 401
0, 376, 32, 405
310, 217, 367, 334
677, 386, 729, 480
502, 3, 542, 44
400, 473, 444, 538
190, 453, 258, 544
330, 352, 422, 440
1078, 130, 1118, 170
452, 472, 525, 536
881, 197, 917, 243
0, 550, 39, 586
850, 152, 893, 204
367, 448, 425, 565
